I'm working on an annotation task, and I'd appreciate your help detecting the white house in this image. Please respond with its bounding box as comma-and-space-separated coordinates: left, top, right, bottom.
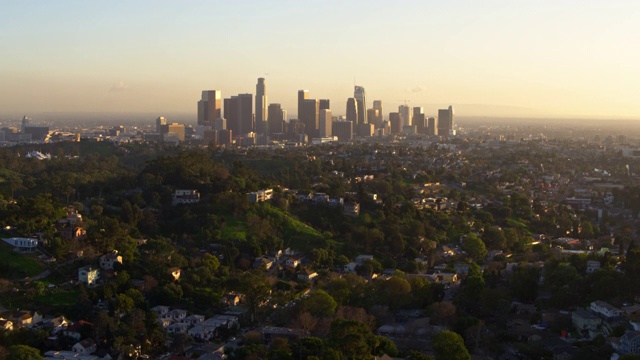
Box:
343, 262, 358, 273
99, 250, 123, 270
586, 260, 601, 274
150, 305, 170, 317
590, 300, 624, 319
72, 338, 97, 354
166, 322, 189, 334
166, 309, 187, 321
2, 237, 39, 252
172, 189, 201, 206
78, 266, 100, 286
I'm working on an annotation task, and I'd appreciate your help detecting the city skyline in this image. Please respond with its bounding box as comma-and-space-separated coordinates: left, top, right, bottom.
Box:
1, 1, 639, 120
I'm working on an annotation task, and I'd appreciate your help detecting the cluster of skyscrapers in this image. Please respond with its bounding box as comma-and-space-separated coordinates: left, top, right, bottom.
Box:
194, 78, 455, 146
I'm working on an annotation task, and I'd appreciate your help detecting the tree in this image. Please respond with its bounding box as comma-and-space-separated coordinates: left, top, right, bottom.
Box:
8, 345, 43, 360
431, 330, 471, 360
300, 290, 338, 317
461, 233, 487, 262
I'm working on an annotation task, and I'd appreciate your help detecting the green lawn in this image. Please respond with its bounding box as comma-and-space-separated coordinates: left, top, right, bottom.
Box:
33, 290, 79, 307
0, 242, 46, 279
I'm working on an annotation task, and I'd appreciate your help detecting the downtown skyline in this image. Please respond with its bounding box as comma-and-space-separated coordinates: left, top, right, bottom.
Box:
1, 1, 640, 120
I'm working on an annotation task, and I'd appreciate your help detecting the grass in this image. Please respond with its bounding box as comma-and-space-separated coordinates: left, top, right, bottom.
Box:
0, 242, 46, 279
33, 289, 79, 307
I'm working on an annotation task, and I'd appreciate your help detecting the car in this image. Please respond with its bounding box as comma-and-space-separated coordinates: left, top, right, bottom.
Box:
229, 337, 236, 341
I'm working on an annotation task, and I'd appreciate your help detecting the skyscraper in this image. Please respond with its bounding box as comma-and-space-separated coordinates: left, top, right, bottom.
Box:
373, 100, 383, 128
332, 120, 353, 142
156, 116, 167, 133
427, 117, 437, 136
354, 86, 367, 125
319, 109, 332, 138
319, 99, 330, 110
267, 103, 285, 136
297, 90, 309, 119
389, 112, 402, 134
437, 105, 454, 136
300, 99, 319, 138
255, 78, 267, 134
225, 94, 253, 137
198, 90, 222, 127
346, 98, 358, 123
399, 105, 412, 127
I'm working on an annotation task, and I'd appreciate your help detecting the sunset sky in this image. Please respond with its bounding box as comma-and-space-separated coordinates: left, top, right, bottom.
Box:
1, 0, 639, 120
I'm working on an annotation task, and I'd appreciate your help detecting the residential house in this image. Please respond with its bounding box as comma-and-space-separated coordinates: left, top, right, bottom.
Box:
3, 310, 43, 328
47, 316, 70, 334
57, 208, 86, 240
172, 189, 201, 206
572, 309, 607, 339
356, 255, 374, 264
297, 269, 318, 282
184, 315, 205, 326
72, 338, 97, 355
78, 266, 100, 286
285, 257, 300, 269
586, 260, 601, 274
623, 305, 640, 321
62, 320, 92, 341
222, 293, 243, 307
166, 309, 187, 322
590, 300, 624, 319
618, 331, 640, 356
344, 202, 360, 217
99, 250, 123, 271
2, 237, 38, 252
0, 318, 13, 331
247, 189, 273, 203
150, 305, 170, 318
169, 267, 181, 281
166, 322, 190, 334
454, 263, 471, 275
253, 257, 274, 270
343, 262, 358, 273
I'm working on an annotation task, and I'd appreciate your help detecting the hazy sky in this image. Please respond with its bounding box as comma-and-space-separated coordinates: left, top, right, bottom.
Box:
1, 1, 639, 120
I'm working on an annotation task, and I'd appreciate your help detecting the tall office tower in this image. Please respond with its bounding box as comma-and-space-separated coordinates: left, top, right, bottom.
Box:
332, 120, 353, 142
354, 86, 367, 125
21, 116, 30, 132
373, 100, 383, 126
166, 123, 185, 141
413, 107, 424, 119
218, 129, 233, 146
198, 90, 222, 126
389, 112, 402, 134
367, 109, 378, 128
319, 109, 332, 137
438, 105, 454, 136
214, 118, 226, 131
346, 98, 358, 123
255, 78, 267, 134
156, 116, 167, 133
399, 105, 412, 127
319, 99, 330, 110
301, 99, 319, 138
268, 103, 285, 136
287, 119, 302, 140
297, 90, 309, 119
413, 112, 427, 134
224, 94, 254, 137
427, 117, 438, 136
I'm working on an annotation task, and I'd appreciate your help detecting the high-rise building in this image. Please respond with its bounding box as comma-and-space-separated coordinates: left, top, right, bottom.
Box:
255, 78, 267, 134
268, 103, 285, 136
413, 107, 423, 119
198, 90, 222, 126
438, 105, 454, 136
300, 99, 319, 138
373, 100, 383, 126
297, 90, 309, 119
354, 86, 367, 125
399, 105, 412, 127
319, 99, 330, 110
319, 109, 332, 138
225, 94, 253, 137
427, 117, 438, 136
367, 109, 378, 128
346, 98, 358, 123
166, 123, 185, 142
332, 120, 353, 142
389, 112, 402, 134
156, 116, 167, 133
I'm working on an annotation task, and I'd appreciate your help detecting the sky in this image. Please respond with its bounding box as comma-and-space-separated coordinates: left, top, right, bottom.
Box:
1, 0, 639, 121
